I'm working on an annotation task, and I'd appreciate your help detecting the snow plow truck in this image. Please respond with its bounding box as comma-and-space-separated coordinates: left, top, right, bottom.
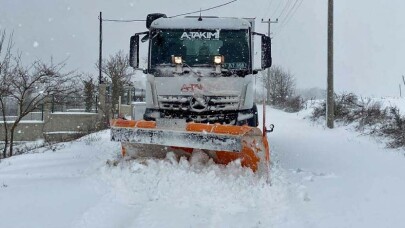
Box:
110, 13, 273, 177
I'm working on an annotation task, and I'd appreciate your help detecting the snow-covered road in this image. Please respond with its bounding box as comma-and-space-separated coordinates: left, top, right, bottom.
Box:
268, 108, 405, 227
0, 107, 404, 228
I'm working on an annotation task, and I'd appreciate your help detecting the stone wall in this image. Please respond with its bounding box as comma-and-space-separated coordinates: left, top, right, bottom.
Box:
0, 112, 102, 142
44, 112, 100, 133
0, 84, 107, 142
0, 121, 44, 141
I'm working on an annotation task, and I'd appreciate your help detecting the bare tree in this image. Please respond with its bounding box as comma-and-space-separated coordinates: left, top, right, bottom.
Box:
261, 65, 296, 106
96, 50, 134, 116
4, 58, 78, 156
0, 30, 14, 158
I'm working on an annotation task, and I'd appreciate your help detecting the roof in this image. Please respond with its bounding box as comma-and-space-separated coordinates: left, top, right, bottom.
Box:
150, 17, 251, 30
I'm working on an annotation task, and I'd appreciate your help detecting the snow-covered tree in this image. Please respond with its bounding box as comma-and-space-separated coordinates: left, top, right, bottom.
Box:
82, 75, 96, 112
261, 65, 296, 106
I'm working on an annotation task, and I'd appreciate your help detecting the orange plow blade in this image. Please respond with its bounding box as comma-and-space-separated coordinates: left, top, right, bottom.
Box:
110, 120, 270, 177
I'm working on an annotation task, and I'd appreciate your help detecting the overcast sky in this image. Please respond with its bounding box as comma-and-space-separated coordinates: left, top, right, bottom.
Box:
1, 0, 404, 97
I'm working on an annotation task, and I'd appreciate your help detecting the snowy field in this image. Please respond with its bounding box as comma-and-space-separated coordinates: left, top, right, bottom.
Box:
1, 106, 405, 228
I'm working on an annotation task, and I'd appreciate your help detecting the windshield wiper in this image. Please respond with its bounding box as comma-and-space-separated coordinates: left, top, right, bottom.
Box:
182, 62, 201, 77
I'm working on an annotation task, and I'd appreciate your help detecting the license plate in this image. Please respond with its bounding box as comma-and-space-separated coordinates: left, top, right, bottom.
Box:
156, 118, 187, 130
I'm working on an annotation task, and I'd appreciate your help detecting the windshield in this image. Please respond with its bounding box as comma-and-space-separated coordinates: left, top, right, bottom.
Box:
150, 29, 250, 70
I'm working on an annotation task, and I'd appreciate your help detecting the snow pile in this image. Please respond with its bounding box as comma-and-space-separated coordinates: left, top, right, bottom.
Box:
80, 152, 290, 228
1, 130, 294, 228
0, 131, 117, 228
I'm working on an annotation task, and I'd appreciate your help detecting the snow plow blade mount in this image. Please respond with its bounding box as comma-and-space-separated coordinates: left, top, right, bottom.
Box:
110, 119, 270, 175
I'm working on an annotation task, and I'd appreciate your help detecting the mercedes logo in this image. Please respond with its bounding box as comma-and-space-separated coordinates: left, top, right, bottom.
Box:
190, 95, 208, 112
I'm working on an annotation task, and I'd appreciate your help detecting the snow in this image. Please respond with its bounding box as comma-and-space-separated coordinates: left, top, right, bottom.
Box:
0, 136, 114, 228
3, 120, 43, 123
374, 96, 405, 114
267, 107, 405, 227
152, 17, 251, 30
44, 131, 81, 134
51, 112, 98, 115
1, 106, 405, 227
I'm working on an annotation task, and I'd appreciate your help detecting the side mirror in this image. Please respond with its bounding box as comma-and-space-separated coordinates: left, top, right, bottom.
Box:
146, 13, 167, 29
141, 34, 149, 43
129, 35, 140, 68
261, 36, 272, 69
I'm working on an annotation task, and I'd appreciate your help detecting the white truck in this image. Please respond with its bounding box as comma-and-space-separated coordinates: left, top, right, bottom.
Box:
111, 13, 272, 176
130, 13, 272, 127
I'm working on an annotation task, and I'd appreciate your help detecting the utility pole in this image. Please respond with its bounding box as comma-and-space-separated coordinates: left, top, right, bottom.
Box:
261, 18, 278, 37
99, 11, 103, 85
327, 0, 334, 128
261, 18, 278, 104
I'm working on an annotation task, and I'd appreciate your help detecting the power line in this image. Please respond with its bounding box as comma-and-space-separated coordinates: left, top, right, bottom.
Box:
262, 0, 275, 19
271, 0, 285, 19
282, 0, 303, 28
102, 19, 145, 22
284, 0, 303, 24
169, 0, 238, 18
100, 0, 238, 23
282, 0, 300, 22
274, 0, 303, 35
277, 0, 293, 19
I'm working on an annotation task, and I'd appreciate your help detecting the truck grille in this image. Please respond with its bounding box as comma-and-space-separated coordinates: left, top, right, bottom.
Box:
158, 95, 240, 112
159, 110, 238, 124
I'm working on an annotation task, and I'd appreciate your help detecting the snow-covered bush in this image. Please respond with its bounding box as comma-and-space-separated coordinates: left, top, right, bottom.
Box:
283, 95, 305, 113
311, 93, 386, 125
354, 102, 387, 129
381, 107, 405, 148
82, 133, 102, 145
311, 93, 405, 149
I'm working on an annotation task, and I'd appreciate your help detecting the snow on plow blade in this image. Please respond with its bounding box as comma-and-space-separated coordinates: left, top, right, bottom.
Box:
110, 119, 270, 174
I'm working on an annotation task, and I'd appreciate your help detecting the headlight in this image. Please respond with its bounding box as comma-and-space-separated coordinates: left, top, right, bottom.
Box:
172, 56, 183, 65
214, 55, 224, 65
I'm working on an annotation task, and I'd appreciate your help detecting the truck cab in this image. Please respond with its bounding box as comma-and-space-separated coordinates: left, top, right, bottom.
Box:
130, 14, 272, 127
